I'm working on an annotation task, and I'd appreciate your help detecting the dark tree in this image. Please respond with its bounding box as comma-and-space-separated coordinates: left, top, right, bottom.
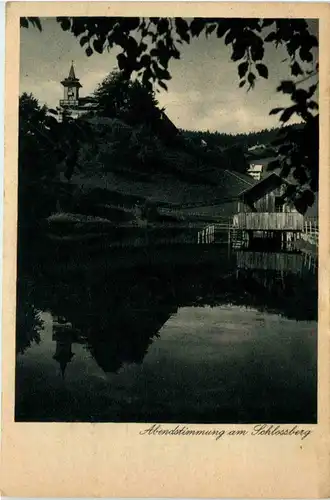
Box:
18, 93, 57, 231
93, 70, 160, 125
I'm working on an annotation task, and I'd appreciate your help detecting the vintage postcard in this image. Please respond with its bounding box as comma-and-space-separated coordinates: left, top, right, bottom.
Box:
1, 1, 330, 497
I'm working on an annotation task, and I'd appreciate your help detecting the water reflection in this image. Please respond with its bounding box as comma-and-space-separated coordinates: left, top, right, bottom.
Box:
16, 244, 317, 423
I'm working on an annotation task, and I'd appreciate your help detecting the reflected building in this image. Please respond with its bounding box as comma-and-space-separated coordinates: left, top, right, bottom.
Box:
52, 317, 86, 378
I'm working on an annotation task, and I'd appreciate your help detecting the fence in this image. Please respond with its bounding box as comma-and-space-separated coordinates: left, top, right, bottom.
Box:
197, 224, 215, 244
302, 217, 318, 245
303, 218, 318, 235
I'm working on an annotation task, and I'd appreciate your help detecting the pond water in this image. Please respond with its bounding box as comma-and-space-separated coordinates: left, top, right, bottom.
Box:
15, 243, 317, 423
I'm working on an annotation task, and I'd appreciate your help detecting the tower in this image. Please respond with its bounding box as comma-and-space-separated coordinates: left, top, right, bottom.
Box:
60, 61, 82, 108
52, 336, 75, 379
52, 317, 75, 379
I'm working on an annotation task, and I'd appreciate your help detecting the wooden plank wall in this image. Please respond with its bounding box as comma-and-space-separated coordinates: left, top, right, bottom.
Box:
236, 251, 308, 272
237, 212, 304, 230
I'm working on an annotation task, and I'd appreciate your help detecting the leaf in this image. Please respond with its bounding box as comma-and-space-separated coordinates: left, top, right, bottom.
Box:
256, 63, 268, 79
224, 30, 235, 45
250, 41, 264, 62
238, 61, 249, 78
293, 167, 308, 185
157, 18, 169, 35
190, 18, 205, 37
231, 42, 246, 61
265, 31, 277, 43
139, 42, 148, 54
307, 34, 318, 48
158, 81, 168, 91
279, 106, 297, 123
269, 107, 284, 115
28, 17, 42, 31
247, 72, 256, 87
307, 84, 318, 98
277, 80, 296, 94
291, 61, 303, 77
216, 21, 229, 38
153, 63, 171, 81
80, 35, 89, 47
301, 188, 315, 207
125, 35, 138, 54
285, 184, 297, 198
59, 18, 71, 31
140, 54, 151, 67
307, 101, 319, 111
85, 46, 93, 57
206, 24, 217, 36
299, 47, 313, 63
292, 88, 308, 104
175, 18, 190, 43
20, 18, 29, 29
262, 19, 274, 28
93, 39, 104, 54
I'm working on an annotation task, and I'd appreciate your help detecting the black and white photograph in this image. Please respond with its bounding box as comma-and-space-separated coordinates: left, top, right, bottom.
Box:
16, 16, 319, 424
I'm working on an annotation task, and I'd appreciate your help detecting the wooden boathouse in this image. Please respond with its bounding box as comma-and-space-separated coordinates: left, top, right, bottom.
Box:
233, 172, 305, 249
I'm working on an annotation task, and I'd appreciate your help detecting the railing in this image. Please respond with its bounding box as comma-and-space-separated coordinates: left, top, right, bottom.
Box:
197, 224, 215, 244
303, 218, 318, 235
59, 99, 80, 107
302, 217, 318, 245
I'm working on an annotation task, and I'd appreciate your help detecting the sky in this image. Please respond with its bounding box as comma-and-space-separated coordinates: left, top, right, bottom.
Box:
20, 18, 318, 134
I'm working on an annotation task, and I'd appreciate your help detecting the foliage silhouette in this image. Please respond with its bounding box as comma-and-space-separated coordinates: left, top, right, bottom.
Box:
92, 70, 161, 127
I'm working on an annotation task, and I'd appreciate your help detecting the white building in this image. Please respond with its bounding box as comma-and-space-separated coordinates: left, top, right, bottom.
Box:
247, 163, 263, 181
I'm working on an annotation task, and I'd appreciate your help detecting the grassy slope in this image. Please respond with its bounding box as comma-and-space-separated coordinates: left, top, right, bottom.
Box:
55, 120, 277, 224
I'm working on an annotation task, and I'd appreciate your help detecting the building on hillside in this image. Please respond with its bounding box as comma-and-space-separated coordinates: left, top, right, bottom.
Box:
247, 163, 263, 181
59, 62, 98, 120
247, 157, 276, 181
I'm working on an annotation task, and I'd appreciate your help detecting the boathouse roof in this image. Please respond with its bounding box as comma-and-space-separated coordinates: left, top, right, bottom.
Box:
238, 172, 288, 207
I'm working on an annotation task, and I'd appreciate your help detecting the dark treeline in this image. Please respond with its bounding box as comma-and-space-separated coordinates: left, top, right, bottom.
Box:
182, 124, 301, 151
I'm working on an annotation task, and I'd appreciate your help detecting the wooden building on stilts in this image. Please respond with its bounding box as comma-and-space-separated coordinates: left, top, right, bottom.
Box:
233, 172, 304, 251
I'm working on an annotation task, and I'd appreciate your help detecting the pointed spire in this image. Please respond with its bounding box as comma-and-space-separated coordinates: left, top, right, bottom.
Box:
61, 61, 82, 89
59, 358, 68, 379
69, 61, 76, 80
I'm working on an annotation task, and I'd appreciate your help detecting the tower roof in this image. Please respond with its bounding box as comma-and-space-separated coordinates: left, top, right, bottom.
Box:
61, 61, 82, 88
68, 61, 76, 80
